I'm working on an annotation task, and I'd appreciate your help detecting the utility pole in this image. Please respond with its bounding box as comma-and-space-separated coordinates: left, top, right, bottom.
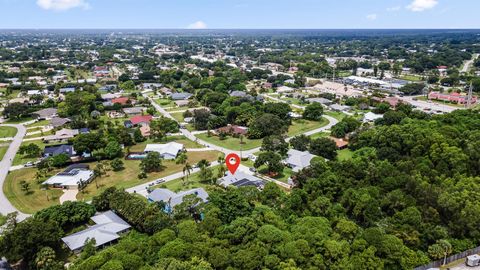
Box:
467, 82, 473, 108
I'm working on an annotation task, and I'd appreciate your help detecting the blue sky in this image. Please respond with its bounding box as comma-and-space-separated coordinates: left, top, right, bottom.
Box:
0, 0, 478, 29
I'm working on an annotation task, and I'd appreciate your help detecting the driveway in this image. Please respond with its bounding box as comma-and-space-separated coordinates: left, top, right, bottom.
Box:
0, 124, 30, 221
60, 190, 78, 204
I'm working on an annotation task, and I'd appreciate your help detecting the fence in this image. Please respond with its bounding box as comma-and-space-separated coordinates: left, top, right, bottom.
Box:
414, 246, 480, 270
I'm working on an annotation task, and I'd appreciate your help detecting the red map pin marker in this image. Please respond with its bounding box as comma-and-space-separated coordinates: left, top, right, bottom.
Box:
225, 153, 240, 175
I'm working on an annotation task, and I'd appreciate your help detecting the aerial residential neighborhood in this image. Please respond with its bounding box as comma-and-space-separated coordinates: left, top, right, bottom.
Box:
0, 0, 480, 269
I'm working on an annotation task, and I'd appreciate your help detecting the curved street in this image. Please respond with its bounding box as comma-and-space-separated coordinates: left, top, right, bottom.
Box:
0, 123, 30, 221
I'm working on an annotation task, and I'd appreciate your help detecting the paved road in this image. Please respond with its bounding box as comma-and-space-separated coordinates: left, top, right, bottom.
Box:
0, 124, 30, 221
461, 53, 479, 73
400, 95, 459, 113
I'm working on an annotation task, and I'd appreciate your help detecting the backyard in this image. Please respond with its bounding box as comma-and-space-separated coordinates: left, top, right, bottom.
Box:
153, 166, 222, 192
287, 118, 329, 137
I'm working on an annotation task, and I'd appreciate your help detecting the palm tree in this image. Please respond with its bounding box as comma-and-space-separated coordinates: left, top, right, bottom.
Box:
183, 163, 192, 184
176, 152, 188, 165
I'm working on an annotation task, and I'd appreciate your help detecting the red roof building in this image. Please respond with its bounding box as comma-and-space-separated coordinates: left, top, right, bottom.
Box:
130, 115, 153, 126
428, 91, 477, 105
216, 125, 248, 136
111, 97, 130, 105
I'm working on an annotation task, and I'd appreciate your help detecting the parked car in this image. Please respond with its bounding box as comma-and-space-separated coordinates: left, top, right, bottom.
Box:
24, 162, 35, 167
156, 179, 165, 184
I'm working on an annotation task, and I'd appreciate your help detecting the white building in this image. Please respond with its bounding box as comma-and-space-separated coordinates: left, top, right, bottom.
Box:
61, 211, 131, 253
43, 165, 94, 189
144, 142, 184, 160
285, 149, 317, 172
362, 112, 383, 123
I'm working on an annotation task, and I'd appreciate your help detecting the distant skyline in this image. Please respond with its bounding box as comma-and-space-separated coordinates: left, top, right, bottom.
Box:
0, 0, 478, 29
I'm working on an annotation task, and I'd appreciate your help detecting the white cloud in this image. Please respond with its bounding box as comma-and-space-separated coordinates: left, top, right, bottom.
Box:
187, 21, 208, 29
407, 0, 438, 12
366, 14, 378, 21
37, 0, 90, 11
387, 6, 401, 12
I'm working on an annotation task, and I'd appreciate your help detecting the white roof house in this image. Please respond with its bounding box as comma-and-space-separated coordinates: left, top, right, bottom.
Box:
148, 188, 209, 212
285, 149, 317, 172
144, 142, 184, 160
363, 112, 383, 123
276, 86, 294, 93
43, 167, 94, 189
61, 211, 130, 253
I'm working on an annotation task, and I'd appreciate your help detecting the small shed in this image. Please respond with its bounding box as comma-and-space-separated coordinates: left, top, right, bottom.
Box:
466, 254, 480, 266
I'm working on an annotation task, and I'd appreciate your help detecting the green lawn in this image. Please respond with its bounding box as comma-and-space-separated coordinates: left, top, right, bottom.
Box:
0, 146, 8, 161
325, 111, 347, 121
171, 112, 184, 122
196, 133, 262, 151
26, 120, 50, 127
4, 168, 64, 214
155, 98, 175, 107
309, 132, 330, 140
287, 118, 329, 137
153, 166, 221, 192
398, 75, 424, 82
337, 149, 354, 161
0, 126, 17, 138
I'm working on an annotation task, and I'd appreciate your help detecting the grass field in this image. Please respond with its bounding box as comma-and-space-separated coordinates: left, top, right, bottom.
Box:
0, 146, 8, 161
325, 111, 347, 121
287, 118, 329, 137
0, 126, 17, 138
155, 98, 175, 107
26, 120, 49, 127
337, 149, 354, 161
154, 166, 221, 192
398, 75, 424, 82
309, 132, 330, 140
3, 168, 63, 214
76, 150, 221, 201
171, 112, 184, 122
196, 133, 262, 151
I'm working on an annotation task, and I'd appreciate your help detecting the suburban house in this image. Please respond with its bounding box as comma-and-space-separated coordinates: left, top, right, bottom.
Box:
59, 87, 75, 94
32, 108, 58, 120
43, 144, 76, 157
140, 125, 151, 137
130, 115, 153, 126
48, 117, 71, 129
219, 171, 265, 188
144, 142, 184, 159
363, 112, 384, 123
307, 97, 333, 106
215, 124, 248, 136
43, 128, 79, 143
111, 97, 131, 106
61, 211, 131, 253
101, 93, 122, 101
147, 188, 208, 213
285, 149, 317, 172
170, 92, 193, 100
276, 86, 294, 93
428, 91, 477, 105
123, 107, 146, 116
329, 104, 351, 112
329, 137, 349, 149
175, 100, 190, 107
43, 164, 94, 190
